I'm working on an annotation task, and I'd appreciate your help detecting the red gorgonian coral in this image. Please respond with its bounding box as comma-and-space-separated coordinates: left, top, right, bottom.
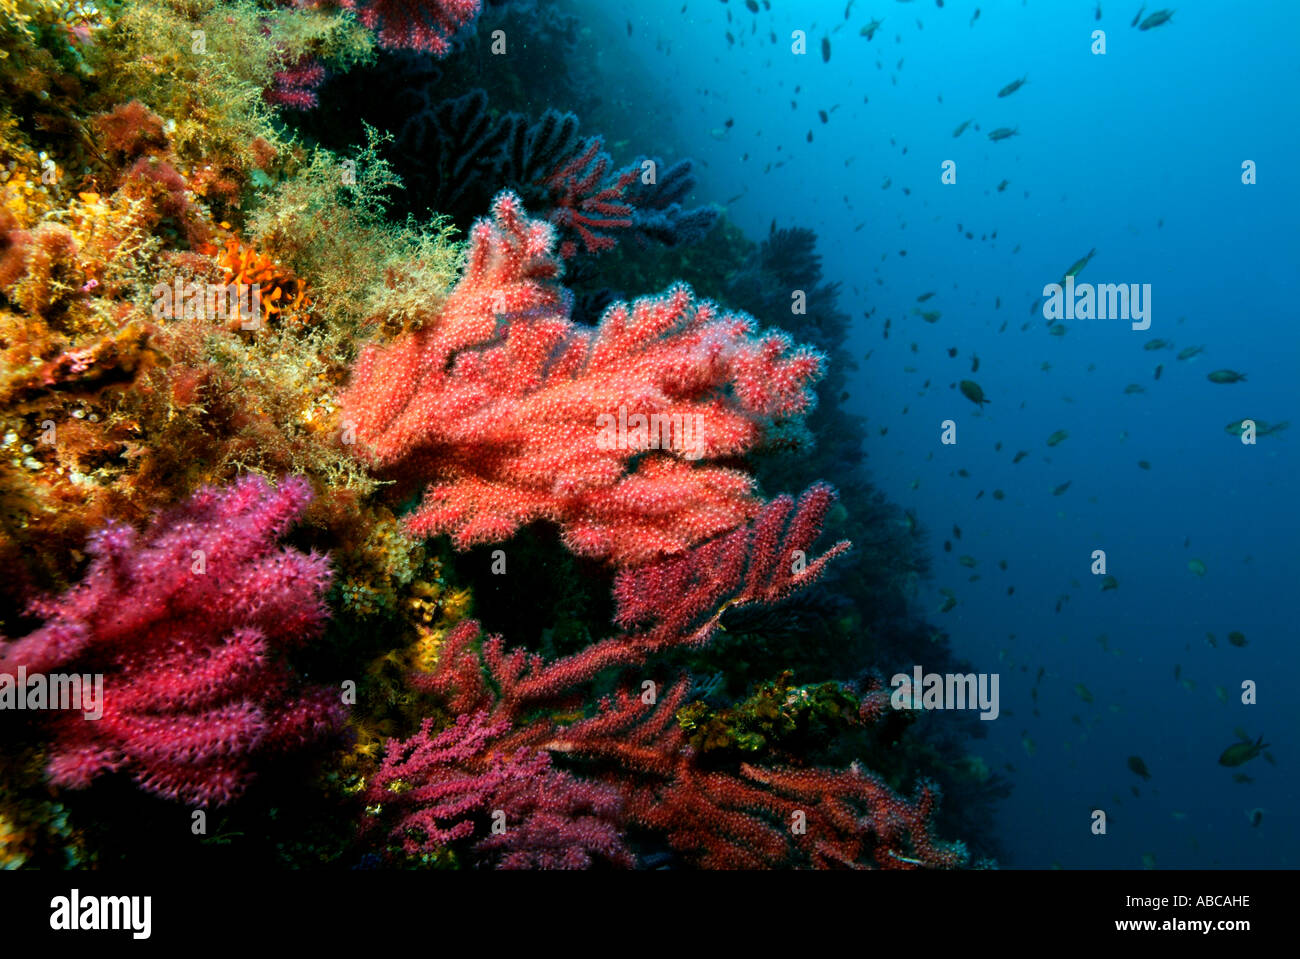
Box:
340, 0, 480, 55
340, 190, 823, 566
542, 138, 640, 258
371, 485, 965, 868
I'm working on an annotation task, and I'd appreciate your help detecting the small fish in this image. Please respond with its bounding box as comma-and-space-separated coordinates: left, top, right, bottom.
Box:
1187, 559, 1206, 576
1207, 369, 1247, 384
996, 179, 1009, 192
1138, 9, 1173, 30
821, 36, 831, 62
860, 18, 883, 41
1052, 481, 1071, 496
1062, 247, 1097, 282
987, 127, 1018, 142
992, 489, 1004, 500
1095, 1, 1102, 20
1100, 575, 1118, 591
959, 380, 989, 407
1131, 4, 1145, 28
1225, 419, 1288, 437
1012, 450, 1028, 464
952, 118, 972, 138
958, 555, 976, 569
1075, 683, 1094, 703
1176, 345, 1204, 361
1143, 338, 1172, 351
971, 354, 980, 372
916, 291, 936, 302
1127, 755, 1151, 780
1123, 383, 1146, 395
1219, 735, 1268, 768
915, 309, 941, 323
1227, 631, 1247, 648
997, 75, 1028, 98
1137, 460, 1151, 470
746, 0, 759, 12
1046, 429, 1069, 447
1154, 364, 1163, 380
970, 7, 980, 26
1246, 808, 1264, 827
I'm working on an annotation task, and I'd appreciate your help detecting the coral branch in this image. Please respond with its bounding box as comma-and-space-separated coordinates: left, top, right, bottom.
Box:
543, 138, 638, 258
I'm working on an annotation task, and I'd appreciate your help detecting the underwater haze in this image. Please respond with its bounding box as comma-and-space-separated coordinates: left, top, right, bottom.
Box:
625, 0, 1297, 867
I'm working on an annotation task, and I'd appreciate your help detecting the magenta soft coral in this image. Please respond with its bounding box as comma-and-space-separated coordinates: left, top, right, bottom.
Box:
365, 712, 632, 868
0, 475, 344, 807
341, 0, 480, 55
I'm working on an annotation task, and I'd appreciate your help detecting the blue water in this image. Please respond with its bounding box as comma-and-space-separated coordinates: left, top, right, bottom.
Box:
606, 0, 1300, 866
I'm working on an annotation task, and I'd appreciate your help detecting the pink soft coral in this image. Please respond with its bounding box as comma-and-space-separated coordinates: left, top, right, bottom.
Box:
0, 475, 343, 806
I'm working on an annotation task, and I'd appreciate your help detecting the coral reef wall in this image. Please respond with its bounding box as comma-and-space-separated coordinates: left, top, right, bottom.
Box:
0, 0, 1001, 868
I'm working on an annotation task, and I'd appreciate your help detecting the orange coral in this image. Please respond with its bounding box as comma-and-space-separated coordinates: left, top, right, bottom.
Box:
217, 237, 311, 329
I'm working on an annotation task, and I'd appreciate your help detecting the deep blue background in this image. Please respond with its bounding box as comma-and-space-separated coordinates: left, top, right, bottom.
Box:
591, 0, 1299, 866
